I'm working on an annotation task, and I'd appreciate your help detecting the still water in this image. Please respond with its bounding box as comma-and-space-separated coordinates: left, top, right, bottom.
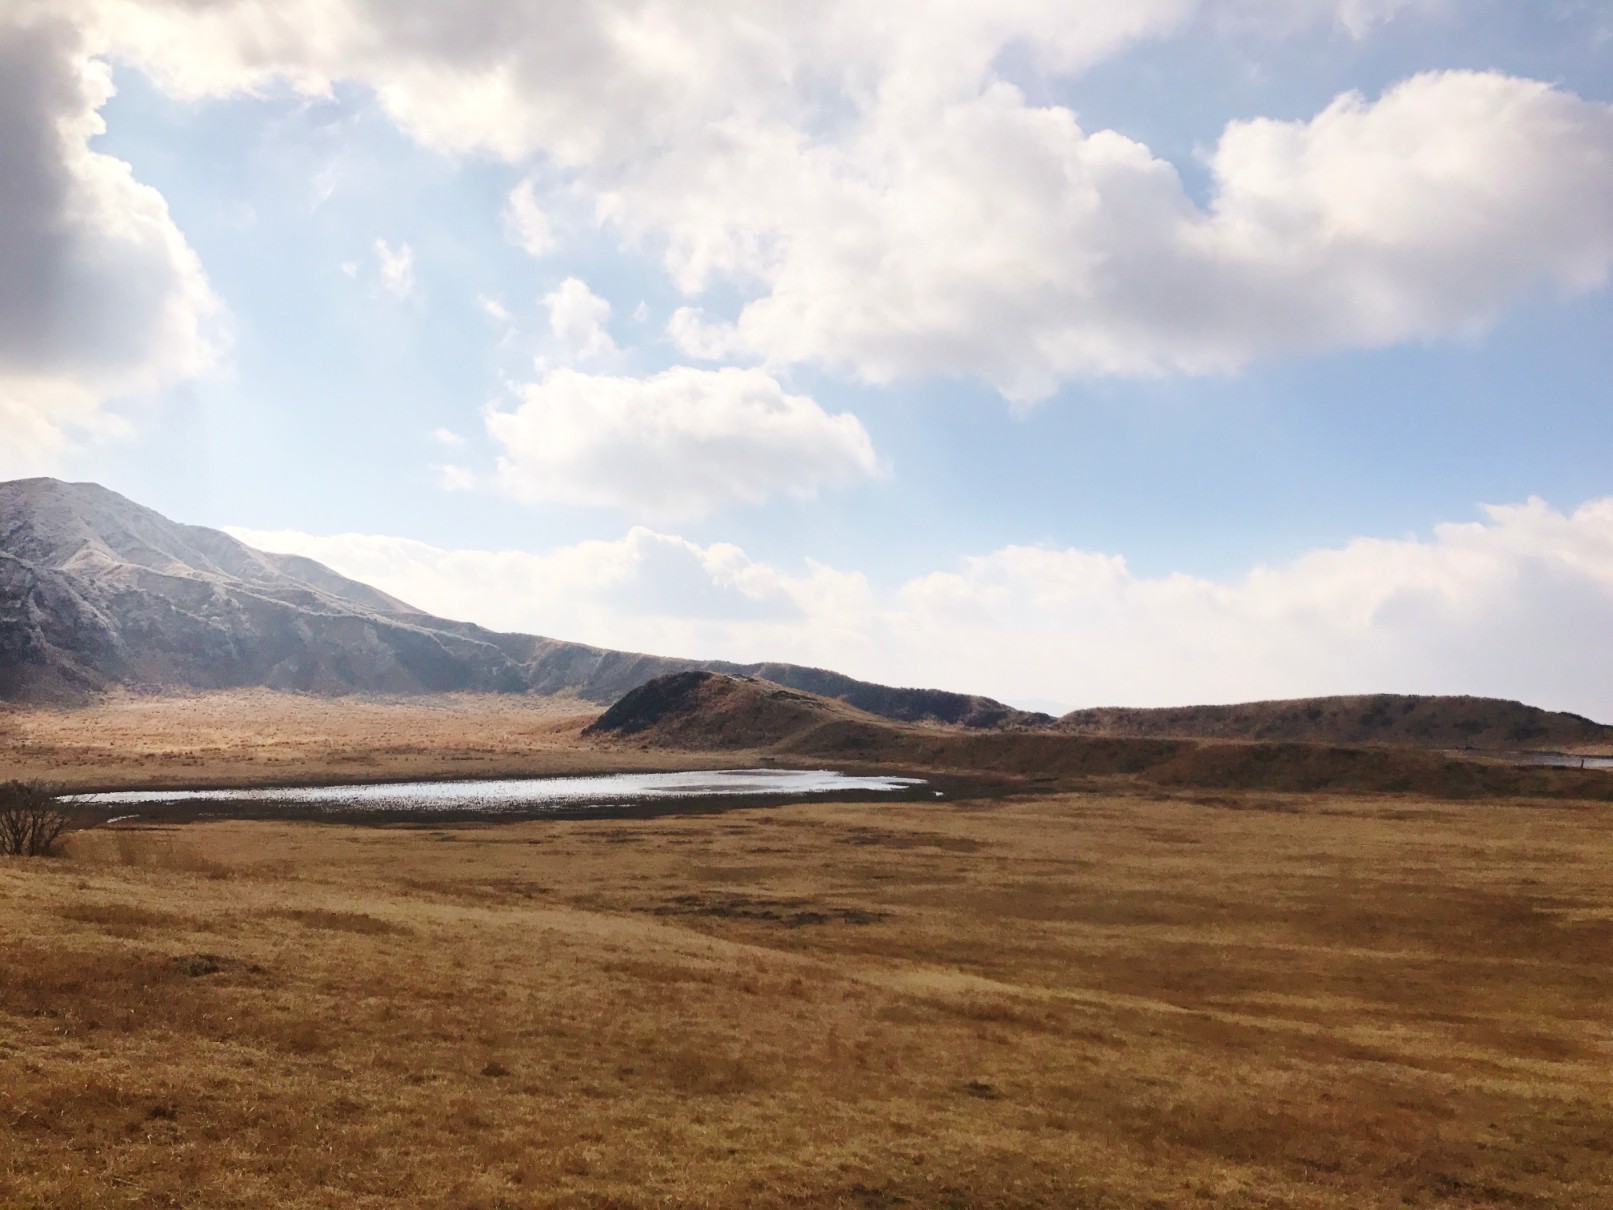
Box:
1506, 753, 1613, 771
68, 769, 929, 814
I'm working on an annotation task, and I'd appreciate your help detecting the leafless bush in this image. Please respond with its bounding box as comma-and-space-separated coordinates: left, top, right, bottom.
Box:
0, 781, 78, 857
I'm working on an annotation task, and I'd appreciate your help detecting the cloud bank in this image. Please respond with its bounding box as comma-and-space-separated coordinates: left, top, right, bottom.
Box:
665, 71, 1613, 399
232, 496, 1613, 721
81, 0, 1613, 403
14, 1, 1611, 501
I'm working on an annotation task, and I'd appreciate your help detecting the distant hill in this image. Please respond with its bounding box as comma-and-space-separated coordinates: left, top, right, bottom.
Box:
1055, 695, 1613, 753
0, 478, 1043, 728
587, 672, 1613, 802
9, 478, 1602, 750
585, 670, 887, 749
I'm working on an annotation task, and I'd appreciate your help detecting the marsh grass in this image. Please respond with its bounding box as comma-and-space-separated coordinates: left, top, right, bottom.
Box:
2, 791, 1611, 1207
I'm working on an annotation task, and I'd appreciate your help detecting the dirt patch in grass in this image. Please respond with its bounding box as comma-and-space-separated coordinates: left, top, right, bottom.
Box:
838, 825, 985, 851
266, 907, 413, 936
56, 901, 192, 936
653, 892, 888, 927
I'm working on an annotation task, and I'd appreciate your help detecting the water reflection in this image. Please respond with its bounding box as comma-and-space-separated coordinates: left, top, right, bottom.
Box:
68, 769, 928, 813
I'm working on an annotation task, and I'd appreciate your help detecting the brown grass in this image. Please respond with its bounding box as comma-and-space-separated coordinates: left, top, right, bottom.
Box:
3, 789, 1611, 1207
0, 690, 715, 790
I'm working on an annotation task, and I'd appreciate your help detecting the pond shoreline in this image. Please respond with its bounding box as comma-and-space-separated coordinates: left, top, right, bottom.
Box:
60, 768, 996, 826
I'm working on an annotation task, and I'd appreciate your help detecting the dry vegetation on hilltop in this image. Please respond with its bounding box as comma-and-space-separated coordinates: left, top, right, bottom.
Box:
4, 790, 1613, 1208
1055, 694, 1613, 754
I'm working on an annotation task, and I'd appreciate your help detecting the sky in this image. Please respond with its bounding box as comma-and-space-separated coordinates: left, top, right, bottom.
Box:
4, 0, 1613, 717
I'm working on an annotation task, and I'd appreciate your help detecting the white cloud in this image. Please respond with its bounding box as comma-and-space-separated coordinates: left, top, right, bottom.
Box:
666, 307, 742, 362
89, 1, 1425, 135
373, 238, 416, 298
310, 162, 339, 208
542, 277, 617, 367
0, 6, 221, 478
483, 366, 884, 521
431, 427, 467, 447
79, 1, 1563, 405
477, 295, 512, 324
458, 282, 876, 521
503, 179, 555, 257
225, 524, 874, 663
886, 498, 1613, 715
231, 497, 1613, 720
635, 71, 1613, 401
1215, 0, 1436, 39
434, 463, 478, 492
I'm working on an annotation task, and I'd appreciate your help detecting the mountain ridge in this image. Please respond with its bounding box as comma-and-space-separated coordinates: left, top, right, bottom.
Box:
583, 671, 1613, 801
1056, 694, 1613, 753
0, 478, 1044, 728
5, 478, 1608, 751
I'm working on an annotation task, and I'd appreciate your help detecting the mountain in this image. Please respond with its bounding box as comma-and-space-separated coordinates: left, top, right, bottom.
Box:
584, 670, 884, 749
584, 672, 1613, 802
0, 478, 1045, 727
1055, 694, 1613, 752
10, 478, 1601, 749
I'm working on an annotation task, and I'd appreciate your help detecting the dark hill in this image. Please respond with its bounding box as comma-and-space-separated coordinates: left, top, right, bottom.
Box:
0, 478, 1044, 728
584, 670, 889, 749
587, 673, 1613, 803
1056, 694, 1613, 753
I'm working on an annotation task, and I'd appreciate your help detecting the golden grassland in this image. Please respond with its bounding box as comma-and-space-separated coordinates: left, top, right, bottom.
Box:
0, 691, 715, 790
4, 787, 1613, 1208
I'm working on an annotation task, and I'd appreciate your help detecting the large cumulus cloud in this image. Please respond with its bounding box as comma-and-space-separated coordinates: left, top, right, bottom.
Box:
484, 366, 884, 521
0, 5, 220, 475
662, 71, 1613, 400
79, 0, 1613, 403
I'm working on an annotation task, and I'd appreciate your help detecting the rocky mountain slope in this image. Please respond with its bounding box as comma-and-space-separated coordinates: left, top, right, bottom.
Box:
0, 478, 1043, 727
1056, 694, 1613, 752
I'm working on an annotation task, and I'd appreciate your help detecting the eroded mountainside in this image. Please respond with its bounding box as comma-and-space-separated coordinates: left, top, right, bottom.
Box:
0, 478, 1042, 727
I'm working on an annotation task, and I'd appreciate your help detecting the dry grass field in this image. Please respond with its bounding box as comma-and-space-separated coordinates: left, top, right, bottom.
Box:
0, 692, 711, 790
4, 787, 1612, 1209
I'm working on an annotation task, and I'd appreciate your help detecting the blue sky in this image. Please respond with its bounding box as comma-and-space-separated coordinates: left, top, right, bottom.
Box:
6, 0, 1613, 715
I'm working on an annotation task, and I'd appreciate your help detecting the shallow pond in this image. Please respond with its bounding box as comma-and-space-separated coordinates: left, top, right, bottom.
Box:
1505, 753, 1613, 771
68, 768, 929, 814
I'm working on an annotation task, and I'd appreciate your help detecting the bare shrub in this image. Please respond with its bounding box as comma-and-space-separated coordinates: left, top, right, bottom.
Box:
0, 781, 77, 857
